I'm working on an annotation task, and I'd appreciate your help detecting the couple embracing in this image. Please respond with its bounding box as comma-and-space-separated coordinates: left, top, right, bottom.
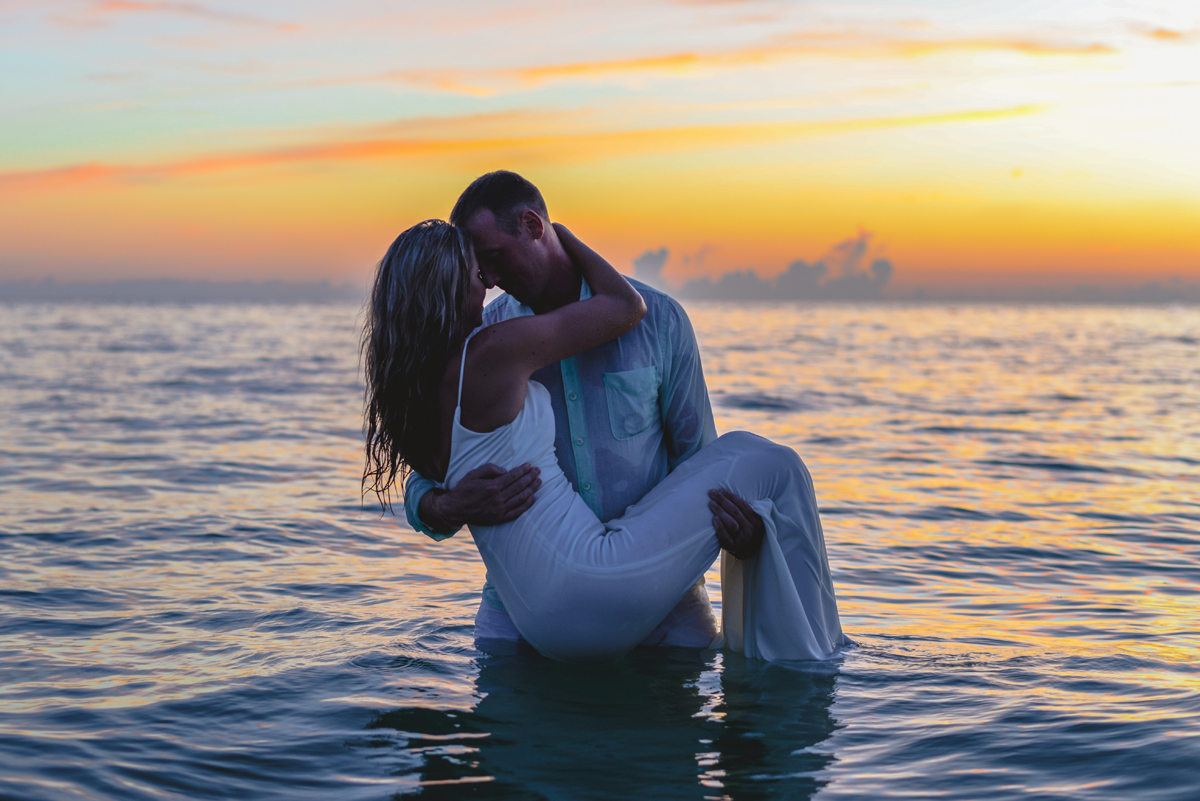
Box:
363, 171, 850, 663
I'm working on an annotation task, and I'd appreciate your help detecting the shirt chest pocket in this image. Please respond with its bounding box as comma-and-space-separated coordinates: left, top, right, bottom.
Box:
603, 366, 661, 441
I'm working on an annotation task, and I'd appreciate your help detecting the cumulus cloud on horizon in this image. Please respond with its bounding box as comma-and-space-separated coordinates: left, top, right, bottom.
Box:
637, 231, 895, 301
633, 233, 1200, 303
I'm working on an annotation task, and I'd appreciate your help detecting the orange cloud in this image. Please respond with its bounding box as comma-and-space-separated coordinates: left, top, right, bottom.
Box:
1137, 26, 1197, 42
767, 27, 1117, 55
87, 1, 300, 31
382, 32, 1116, 95
0, 104, 1043, 193
888, 38, 1114, 57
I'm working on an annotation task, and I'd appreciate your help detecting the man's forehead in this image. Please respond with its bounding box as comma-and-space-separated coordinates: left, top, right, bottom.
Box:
463, 208, 508, 248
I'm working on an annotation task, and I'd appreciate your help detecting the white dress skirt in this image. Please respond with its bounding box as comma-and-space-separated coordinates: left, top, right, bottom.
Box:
443, 336, 851, 663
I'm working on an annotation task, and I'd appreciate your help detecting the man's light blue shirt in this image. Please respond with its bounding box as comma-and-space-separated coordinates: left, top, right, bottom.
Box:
404, 279, 717, 612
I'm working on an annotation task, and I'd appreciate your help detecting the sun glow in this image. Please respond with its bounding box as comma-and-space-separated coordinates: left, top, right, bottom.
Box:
1, 1, 1197, 293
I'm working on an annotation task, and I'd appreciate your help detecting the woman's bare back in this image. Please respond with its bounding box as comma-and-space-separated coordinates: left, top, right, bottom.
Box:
431, 325, 531, 481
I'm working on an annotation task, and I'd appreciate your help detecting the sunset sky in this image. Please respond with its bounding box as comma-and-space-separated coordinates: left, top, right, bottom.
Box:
2, 0, 1198, 294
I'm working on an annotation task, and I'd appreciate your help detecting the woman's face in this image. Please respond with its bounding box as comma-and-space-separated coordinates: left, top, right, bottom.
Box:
465, 250, 487, 329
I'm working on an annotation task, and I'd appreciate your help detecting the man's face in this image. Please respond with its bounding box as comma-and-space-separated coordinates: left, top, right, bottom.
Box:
463, 207, 548, 306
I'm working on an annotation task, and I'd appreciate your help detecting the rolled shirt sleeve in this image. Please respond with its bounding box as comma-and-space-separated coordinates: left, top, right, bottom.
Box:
403, 471, 459, 542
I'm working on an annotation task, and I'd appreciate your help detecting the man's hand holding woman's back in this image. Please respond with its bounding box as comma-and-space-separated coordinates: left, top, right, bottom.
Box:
418, 463, 542, 532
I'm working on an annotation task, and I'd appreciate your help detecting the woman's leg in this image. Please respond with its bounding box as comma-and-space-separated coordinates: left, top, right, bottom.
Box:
490, 432, 843, 663
609, 431, 845, 662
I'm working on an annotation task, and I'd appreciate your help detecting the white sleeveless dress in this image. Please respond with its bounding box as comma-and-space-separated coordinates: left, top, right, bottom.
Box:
444, 331, 851, 663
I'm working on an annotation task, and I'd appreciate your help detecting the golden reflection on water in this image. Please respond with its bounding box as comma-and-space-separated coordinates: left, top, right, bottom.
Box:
691, 303, 1200, 709
2, 302, 1198, 798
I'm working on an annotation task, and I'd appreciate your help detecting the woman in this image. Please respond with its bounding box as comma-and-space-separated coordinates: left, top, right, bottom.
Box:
363, 219, 849, 663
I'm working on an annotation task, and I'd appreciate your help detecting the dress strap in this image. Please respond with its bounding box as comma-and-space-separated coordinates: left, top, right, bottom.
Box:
457, 327, 481, 409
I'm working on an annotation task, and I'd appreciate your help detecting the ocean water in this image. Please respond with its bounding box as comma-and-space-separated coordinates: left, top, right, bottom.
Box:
1, 301, 1198, 800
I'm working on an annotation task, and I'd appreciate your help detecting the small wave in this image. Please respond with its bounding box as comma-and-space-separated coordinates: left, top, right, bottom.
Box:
0, 587, 135, 611
975, 455, 1145, 478
12, 477, 152, 499
720, 392, 810, 411
0, 615, 128, 637
840, 568, 925, 587
720, 390, 869, 412
131, 462, 307, 486
268, 582, 385, 600
937, 406, 1032, 417
914, 425, 1033, 437
906, 505, 1038, 522
804, 434, 860, 446
99, 341, 179, 354
1147, 454, 1200, 466
814, 504, 1037, 522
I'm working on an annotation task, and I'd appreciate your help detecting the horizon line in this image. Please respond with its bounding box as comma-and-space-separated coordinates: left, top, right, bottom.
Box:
3, 277, 1198, 305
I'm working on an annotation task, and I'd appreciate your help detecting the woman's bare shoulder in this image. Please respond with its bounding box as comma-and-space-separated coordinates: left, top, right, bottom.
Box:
459, 321, 531, 432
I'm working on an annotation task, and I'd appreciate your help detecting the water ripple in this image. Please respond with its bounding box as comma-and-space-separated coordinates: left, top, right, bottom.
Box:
1, 302, 1198, 800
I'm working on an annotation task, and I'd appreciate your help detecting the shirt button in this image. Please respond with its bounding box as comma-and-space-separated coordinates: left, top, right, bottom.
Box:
569, 393, 578, 401
575, 437, 584, 445
582, 483, 592, 491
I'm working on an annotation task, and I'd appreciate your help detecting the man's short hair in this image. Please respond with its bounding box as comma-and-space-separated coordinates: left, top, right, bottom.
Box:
450, 170, 548, 235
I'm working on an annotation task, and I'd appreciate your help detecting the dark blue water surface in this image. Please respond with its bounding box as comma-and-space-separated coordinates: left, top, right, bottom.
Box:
2, 302, 1198, 799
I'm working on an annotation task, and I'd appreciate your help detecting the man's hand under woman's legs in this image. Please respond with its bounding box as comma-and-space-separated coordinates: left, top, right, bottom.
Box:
708, 488, 765, 560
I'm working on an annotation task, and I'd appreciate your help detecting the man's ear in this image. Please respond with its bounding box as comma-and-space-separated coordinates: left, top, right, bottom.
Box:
521, 209, 545, 240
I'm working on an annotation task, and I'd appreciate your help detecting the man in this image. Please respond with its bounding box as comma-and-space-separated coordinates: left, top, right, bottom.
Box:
404, 171, 763, 647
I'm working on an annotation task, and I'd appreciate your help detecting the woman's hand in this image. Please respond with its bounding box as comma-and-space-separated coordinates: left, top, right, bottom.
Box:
551, 221, 575, 245
552, 222, 584, 267
476, 219, 646, 384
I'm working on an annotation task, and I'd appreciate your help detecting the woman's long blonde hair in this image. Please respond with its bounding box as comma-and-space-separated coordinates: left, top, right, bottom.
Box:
361, 219, 475, 509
